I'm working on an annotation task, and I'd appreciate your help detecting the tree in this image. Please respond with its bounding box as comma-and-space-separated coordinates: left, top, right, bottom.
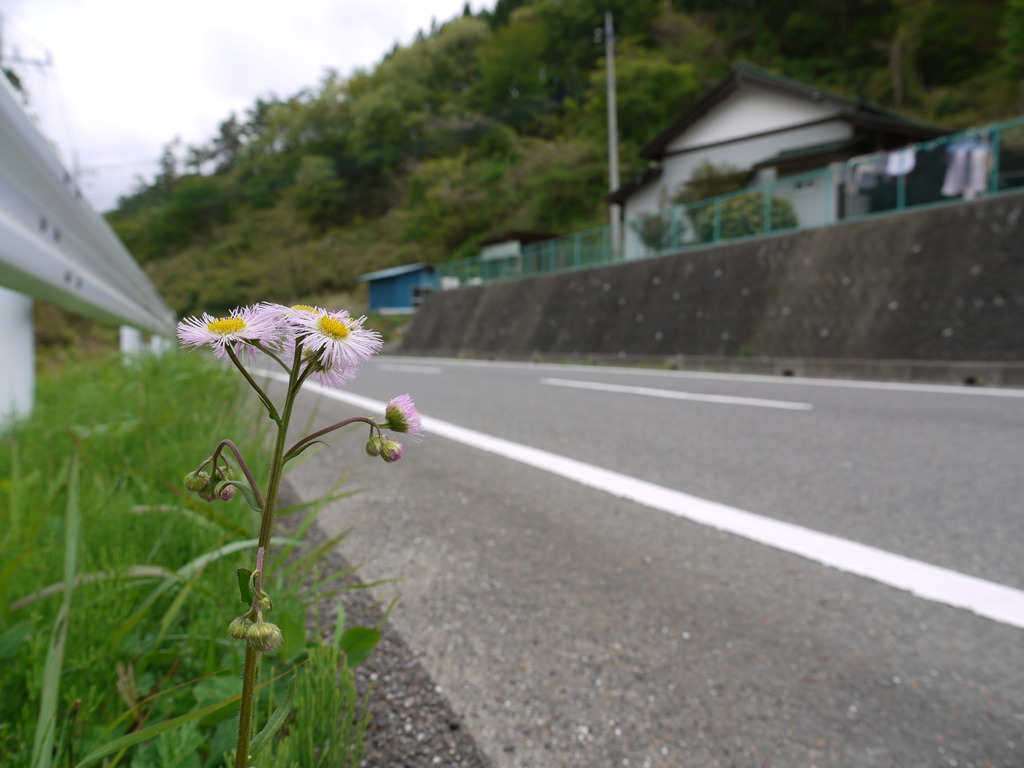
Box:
213, 113, 244, 173
475, 7, 554, 128
1004, 0, 1024, 84
291, 154, 345, 231
574, 40, 699, 156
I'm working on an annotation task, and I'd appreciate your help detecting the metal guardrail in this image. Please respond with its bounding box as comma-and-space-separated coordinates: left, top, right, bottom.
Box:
0, 74, 176, 337
436, 115, 1024, 287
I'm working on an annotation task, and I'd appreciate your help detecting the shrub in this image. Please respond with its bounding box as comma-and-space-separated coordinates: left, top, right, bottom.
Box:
693, 192, 799, 242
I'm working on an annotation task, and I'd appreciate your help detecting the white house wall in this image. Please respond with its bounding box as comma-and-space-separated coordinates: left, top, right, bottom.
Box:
667, 87, 840, 152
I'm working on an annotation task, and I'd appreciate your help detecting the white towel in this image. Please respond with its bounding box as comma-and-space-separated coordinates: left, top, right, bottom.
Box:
964, 146, 990, 200
886, 147, 916, 176
941, 146, 969, 197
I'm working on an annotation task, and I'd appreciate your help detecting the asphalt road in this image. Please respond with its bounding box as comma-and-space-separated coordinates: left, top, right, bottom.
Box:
279, 357, 1024, 768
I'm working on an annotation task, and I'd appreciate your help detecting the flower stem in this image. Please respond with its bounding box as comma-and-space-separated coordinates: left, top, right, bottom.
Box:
212, 439, 265, 510
226, 346, 281, 423
232, 355, 303, 768
283, 416, 379, 462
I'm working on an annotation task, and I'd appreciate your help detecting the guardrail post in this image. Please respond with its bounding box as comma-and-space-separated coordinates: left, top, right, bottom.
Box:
120, 325, 144, 355
0, 286, 34, 426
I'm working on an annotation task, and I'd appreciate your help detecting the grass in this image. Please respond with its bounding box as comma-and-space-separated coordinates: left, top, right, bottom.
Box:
0, 349, 372, 767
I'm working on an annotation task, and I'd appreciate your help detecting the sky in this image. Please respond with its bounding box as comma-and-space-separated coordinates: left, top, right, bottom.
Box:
2, 0, 494, 212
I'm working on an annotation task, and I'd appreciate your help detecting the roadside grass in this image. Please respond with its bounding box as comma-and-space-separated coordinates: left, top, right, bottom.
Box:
0, 351, 370, 767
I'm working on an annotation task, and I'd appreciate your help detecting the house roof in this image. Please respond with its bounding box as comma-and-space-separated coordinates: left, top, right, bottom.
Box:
637, 62, 947, 161
358, 262, 432, 283
751, 137, 865, 169
608, 164, 662, 205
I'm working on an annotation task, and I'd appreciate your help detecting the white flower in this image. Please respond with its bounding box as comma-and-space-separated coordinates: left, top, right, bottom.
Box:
176, 303, 285, 360
290, 308, 382, 386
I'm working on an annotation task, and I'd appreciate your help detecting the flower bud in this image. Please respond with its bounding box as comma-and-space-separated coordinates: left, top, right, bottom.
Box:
184, 470, 210, 492
228, 616, 252, 640
246, 619, 284, 653
257, 591, 272, 612
365, 435, 382, 457
215, 481, 237, 502
383, 394, 422, 438
379, 437, 403, 463
214, 464, 235, 482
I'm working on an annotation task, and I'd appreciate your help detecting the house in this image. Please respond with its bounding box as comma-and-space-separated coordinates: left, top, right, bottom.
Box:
358, 263, 437, 314
477, 230, 559, 280
478, 230, 559, 261
611, 63, 948, 259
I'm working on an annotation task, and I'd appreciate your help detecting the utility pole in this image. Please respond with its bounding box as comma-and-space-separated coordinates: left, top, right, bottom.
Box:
604, 10, 622, 260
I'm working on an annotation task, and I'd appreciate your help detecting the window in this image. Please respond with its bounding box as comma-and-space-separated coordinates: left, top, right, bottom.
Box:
410, 284, 434, 308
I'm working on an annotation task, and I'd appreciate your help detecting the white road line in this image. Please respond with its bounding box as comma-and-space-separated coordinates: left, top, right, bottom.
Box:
387, 355, 1024, 399
542, 377, 814, 411
261, 370, 1024, 631
377, 363, 444, 375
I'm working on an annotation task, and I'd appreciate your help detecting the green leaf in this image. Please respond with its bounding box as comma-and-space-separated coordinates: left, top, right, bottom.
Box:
31, 453, 80, 768
282, 439, 327, 468
236, 568, 253, 605
223, 480, 262, 513
0, 621, 34, 659
191, 676, 241, 710
332, 601, 347, 650
339, 626, 382, 668
248, 675, 296, 760
72, 689, 243, 768
10, 566, 176, 610
154, 720, 204, 768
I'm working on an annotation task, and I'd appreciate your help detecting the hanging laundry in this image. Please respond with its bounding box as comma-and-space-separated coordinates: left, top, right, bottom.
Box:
964, 145, 991, 200
941, 145, 970, 197
941, 138, 990, 199
886, 147, 916, 176
852, 157, 885, 191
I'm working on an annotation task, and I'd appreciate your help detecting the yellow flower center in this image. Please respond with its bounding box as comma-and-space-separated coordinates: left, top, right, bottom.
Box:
206, 317, 246, 336
291, 304, 317, 312
317, 315, 350, 341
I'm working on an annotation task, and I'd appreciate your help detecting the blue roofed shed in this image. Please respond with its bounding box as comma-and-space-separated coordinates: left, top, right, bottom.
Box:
358, 263, 437, 314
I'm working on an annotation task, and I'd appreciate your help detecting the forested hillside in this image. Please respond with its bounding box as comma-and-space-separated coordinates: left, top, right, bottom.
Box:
105, 0, 1024, 316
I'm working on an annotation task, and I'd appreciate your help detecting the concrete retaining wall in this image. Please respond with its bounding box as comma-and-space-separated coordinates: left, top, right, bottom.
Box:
401, 193, 1024, 384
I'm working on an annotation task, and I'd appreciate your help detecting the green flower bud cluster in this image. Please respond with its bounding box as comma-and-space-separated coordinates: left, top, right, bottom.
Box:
227, 614, 284, 653
229, 595, 282, 654
365, 433, 402, 462
231, 570, 281, 652
183, 470, 210, 492
183, 461, 238, 502
247, 618, 284, 653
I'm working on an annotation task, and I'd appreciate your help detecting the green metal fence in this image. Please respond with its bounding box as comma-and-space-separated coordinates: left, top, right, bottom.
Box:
434, 115, 1024, 287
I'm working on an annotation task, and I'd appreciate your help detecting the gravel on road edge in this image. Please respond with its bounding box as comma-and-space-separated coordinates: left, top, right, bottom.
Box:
280, 484, 494, 768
